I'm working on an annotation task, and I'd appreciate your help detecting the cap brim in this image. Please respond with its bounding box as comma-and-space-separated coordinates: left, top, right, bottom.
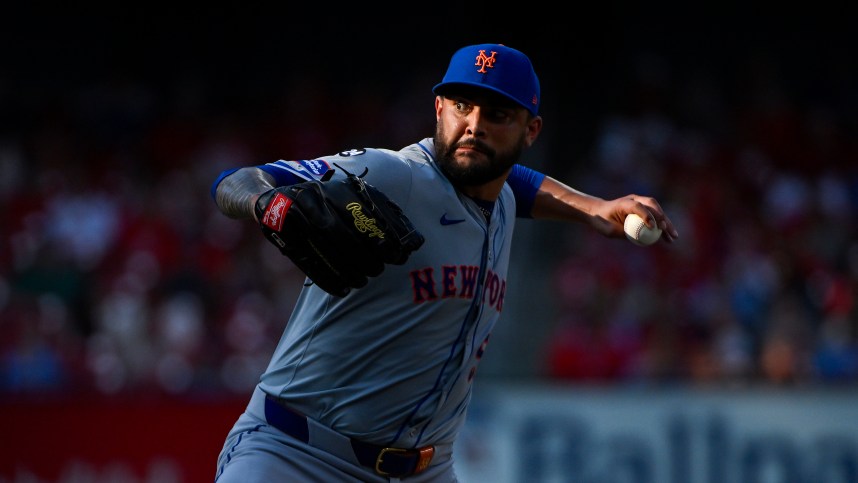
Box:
433, 81, 535, 115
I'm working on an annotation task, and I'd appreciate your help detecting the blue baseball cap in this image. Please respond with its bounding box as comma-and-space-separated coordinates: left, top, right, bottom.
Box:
433, 43, 540, 116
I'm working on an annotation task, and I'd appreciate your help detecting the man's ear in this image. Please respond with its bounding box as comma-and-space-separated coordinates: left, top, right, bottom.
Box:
525, 116, 543, 146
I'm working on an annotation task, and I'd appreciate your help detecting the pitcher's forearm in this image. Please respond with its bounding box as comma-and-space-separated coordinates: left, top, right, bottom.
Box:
531, 176, 603, 223
215, 167, 276, 220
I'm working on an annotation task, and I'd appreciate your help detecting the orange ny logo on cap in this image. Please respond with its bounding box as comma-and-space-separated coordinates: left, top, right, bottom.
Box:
474, 50, 497, 73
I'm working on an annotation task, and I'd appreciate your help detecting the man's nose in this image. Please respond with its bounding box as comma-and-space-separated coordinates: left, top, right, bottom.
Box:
464, 108, 486, 137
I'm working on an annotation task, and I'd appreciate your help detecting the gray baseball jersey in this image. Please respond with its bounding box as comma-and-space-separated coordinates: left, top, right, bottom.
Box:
215, 137, 545, 481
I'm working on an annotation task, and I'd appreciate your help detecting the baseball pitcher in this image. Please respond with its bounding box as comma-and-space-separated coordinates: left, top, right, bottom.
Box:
211, 43, 679, 482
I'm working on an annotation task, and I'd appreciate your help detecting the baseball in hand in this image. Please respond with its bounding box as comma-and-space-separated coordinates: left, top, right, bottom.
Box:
624, 213, 662, 246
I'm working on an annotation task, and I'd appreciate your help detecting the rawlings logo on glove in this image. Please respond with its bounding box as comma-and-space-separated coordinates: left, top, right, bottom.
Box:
261, 193, 291, 232
347, 202, 386, 238
254, 164, 425, 296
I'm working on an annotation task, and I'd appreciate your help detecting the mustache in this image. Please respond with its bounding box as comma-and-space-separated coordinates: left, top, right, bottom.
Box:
454, 139, 494, 156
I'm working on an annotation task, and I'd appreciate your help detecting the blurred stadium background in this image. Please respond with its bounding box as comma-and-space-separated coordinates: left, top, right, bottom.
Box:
1, 6, 856, 483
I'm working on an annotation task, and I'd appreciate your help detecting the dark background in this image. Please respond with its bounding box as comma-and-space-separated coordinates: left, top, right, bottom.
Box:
6, 5, 854, 164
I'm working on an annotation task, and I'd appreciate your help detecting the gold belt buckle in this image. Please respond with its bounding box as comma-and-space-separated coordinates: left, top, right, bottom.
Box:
375, 447, 407, 476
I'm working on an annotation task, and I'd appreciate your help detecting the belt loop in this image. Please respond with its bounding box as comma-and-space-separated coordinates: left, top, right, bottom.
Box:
264, 395, 309, 443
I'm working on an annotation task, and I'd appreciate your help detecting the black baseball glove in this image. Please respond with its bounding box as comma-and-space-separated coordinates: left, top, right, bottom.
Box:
254, 165, 425, 296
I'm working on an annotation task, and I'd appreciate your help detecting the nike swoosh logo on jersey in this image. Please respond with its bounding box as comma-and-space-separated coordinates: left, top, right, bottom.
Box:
440, 213, 466, 225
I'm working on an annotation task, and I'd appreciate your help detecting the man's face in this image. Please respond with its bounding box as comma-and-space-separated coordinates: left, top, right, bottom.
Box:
433, 88, 534, 188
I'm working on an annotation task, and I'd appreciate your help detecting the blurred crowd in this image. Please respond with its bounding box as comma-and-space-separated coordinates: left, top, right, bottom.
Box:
542, 50, 858, 387
0, 66, 441, 397
1, 41, 856, 399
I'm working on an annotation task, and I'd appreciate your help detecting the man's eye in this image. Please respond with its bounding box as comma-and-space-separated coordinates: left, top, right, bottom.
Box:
489, 110, 510, 121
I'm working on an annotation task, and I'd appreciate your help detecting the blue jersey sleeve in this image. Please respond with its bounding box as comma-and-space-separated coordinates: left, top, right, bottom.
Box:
209, 159, 335, 201
507, 164, 546, 218
259, 159, 333, 185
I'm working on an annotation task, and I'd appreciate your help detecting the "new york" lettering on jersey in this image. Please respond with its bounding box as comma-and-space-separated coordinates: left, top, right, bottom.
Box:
408, 265, 506, 312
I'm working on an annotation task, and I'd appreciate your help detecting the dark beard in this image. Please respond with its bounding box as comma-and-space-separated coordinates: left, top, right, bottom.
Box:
433, 123, 524, 187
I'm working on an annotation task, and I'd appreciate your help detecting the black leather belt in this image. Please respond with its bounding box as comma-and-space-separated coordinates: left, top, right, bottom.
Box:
264, 395, 435, 478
